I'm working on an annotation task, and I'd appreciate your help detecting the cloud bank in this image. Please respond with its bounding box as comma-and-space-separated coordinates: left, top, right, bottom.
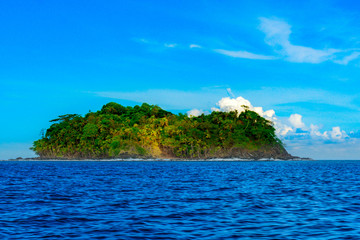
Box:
187, 94, 351, 145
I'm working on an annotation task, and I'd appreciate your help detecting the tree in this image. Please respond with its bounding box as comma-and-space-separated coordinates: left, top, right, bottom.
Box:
32, 102, 284, 159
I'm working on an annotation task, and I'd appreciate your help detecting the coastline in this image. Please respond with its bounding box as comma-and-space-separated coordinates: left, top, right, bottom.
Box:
2, 156, 313, 161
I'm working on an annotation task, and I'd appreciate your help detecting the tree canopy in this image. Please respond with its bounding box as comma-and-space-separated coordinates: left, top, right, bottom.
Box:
32, 102, 285, 159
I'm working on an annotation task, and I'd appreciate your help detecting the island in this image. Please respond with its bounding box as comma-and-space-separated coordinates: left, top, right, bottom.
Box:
31, 102, 302, 160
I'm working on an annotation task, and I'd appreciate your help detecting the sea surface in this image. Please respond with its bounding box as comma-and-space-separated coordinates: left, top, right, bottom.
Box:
1, 160, 360, 239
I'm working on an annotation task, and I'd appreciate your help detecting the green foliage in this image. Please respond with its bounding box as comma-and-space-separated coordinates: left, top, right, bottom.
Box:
135, 145, 147, 156
49, 114, 81, 123
101, 102, 126, 115
32, 102, 284, 159
82, 123, 99, 139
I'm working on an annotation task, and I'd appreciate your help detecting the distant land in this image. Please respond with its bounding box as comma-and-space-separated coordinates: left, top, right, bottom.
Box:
28, 102, 308, 161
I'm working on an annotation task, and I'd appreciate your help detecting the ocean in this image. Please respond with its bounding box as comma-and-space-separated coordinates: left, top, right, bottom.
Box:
1, 160, 359, 239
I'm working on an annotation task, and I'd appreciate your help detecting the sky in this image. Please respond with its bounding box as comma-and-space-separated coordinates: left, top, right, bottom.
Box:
1, 0, 360, 160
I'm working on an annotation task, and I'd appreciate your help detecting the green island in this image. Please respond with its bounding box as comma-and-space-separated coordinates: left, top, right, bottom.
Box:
32, 102, 297, 160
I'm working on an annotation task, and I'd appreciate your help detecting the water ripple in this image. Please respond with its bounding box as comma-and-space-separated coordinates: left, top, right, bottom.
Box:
1, 160, 360, 239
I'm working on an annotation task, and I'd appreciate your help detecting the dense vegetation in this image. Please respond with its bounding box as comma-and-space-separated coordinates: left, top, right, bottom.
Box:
32, 102, 287, 159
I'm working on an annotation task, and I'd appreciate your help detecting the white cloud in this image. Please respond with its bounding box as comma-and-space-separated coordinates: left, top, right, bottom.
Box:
284, 117, 349, 142
258, 17, 351, 64
134, 38, 151, 44
326, 126, 349, 141
214, 49, 276, 60
133, 38, 181, 50
289, 114, 305, 129
211, 96, 276, 121
310, 124, 324, 138
284, 45, 339, 63
211, 94, 351, 143
214, 96, 252, 113
277, 123, 294, 136
135, 20, 360, 66
264, 109, 275, 118
211, 96, 297, 138
211, 96, 298, 138
334, 52, 360, 65
258, 17, 291, 45
164, 43, 177, 48
187, 109, 204, 117
226, 88, 235, 98
190, 44, 202, 48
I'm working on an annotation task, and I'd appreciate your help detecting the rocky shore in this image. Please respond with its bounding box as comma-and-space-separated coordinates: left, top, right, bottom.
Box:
5, 146, 312, 161
4, 136, 312, 161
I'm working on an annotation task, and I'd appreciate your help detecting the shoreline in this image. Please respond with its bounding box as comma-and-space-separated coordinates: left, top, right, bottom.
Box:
2, 157, 313, 162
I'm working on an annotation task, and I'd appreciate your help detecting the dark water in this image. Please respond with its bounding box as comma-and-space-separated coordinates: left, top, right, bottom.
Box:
1, 160, 360, 239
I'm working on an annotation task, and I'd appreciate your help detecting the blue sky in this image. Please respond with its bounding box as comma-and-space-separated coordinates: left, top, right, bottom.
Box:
1, 0, 360, 159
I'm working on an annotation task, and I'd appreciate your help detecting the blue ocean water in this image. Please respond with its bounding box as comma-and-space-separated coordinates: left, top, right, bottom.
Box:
1, 160, 360, 239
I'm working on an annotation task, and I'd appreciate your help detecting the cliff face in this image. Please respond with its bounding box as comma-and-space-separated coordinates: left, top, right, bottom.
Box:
222, 145, 295, 160
32, 102, 299, 160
